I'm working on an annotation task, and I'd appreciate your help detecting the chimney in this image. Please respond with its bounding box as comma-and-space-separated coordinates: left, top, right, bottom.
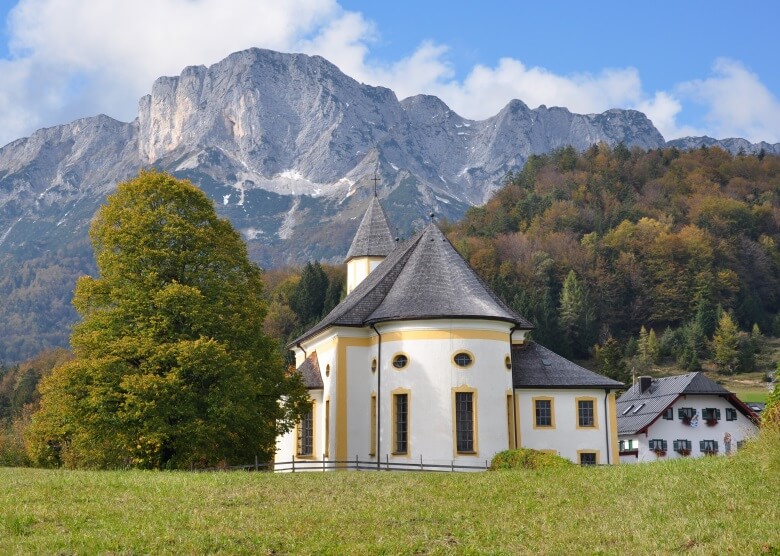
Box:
639, 376, 653, 393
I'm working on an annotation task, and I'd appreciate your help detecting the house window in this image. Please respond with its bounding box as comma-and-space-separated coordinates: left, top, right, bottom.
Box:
455, 392, 476, 453
453, 351, 474, 368
678, 407, 696, 422
576, 398, 596, 428
632, 403, 645, 414
393, 392, 409, 454
296, 403, 314, 457
649, 439, 667, 452
726, 408, 737, 421
662, 407, 674, 420
619, 440, 625, 452
371, 358, 377, 373
579, 452, 598, 465
621, 405, 634, 415
533, 397, 555, 428
702, 408, 721, 422
736, 440, 746, 450
673, 439, 692, 454
369, 394, 376, 456
700, 440, 718, 454
392, 353, 408, 369
505, 355, 512, 370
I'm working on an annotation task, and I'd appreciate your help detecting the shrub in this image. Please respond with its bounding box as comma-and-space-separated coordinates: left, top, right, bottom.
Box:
490, 448, 572, 470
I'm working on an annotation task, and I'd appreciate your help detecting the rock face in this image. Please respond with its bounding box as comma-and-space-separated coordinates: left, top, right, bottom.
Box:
666, 136, 780, 156
0, 47, 690, 361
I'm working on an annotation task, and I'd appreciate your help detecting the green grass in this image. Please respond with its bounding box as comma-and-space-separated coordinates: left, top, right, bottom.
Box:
1, 434, 778, 555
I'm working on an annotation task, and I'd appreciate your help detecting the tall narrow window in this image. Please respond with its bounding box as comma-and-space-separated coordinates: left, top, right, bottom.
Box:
324, 399, 330, 458
296, 403, 314, 457
577, 399, 595, 428
456, 392, 475, 453
506, 394, 515, 450
393, 393, 408, 454
369, 394, 377, 456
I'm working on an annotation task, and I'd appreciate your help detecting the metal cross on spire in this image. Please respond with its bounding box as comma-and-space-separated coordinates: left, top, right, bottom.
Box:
371, 170, 380, 197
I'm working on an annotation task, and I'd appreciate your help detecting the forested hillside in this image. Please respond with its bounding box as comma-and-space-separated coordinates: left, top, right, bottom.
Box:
445, 145, 780, 361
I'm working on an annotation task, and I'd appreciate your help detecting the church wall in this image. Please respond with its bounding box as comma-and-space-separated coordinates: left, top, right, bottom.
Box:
374, 319, 515, 466
347, 256, 385, 294
516, 388, 615, 464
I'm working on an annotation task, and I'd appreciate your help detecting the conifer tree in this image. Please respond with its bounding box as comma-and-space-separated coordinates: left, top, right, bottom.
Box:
647, 328, 660, 363
712, 312, 740, 375
27, 171, 308, 469
637, 326, 649, 361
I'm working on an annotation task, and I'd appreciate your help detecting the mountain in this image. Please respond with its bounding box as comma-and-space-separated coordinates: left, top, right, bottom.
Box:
0, 47, 679, 362
667, 136, 780, 156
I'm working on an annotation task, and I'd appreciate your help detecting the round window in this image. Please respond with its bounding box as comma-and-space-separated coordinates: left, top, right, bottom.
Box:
371, 358, 377, 373
454, 352, 473, 367
392, 354, 408, 369
505, 356, 512, 370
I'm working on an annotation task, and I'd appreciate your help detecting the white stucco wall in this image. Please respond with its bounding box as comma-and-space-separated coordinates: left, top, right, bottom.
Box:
346, 256, 384, 294
618, 395, 758, 464
516, 389, 616, 464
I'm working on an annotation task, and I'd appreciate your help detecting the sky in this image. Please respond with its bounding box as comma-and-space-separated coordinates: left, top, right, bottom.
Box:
0, 0, 779, 148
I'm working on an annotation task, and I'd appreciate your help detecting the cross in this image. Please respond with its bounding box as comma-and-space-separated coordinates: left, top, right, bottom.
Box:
371, 171, 380, 197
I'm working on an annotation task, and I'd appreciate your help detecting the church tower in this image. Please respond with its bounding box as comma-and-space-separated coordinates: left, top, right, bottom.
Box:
344, 195, 395, 294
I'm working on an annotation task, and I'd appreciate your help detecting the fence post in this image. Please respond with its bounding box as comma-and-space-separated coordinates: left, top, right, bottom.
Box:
485, 459, 488, 470
355, 454, 359, 471
385, 454, 389, 471
420, 454, 423, 471
255, 455, 258, 472
451, 460, 454, 472
292, 454, 295, 473
322, 456, 326, 472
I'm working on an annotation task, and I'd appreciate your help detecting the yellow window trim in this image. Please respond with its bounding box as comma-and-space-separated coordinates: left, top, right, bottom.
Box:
295, 399, 317, 460
452, 349, 476, 369
451, 386, 479, 456
575, 396, 599, 429
369, 392, 377, 457
608, 392, 620, 464
391, 388, 411, 457
532, 396, 556, 429
324, 398, 330, 458
391, 351, 410, 371
576, 449, 601, 465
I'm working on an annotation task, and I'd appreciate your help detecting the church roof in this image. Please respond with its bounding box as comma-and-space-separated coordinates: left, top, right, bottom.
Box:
616, 372, 757, 435
511, 342, 624, 389
296, 351, 324, 389
344, 196, 396, 263
292, 222, 533, 346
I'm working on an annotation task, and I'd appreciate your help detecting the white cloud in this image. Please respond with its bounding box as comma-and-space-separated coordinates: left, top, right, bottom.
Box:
677, 58, 780, 143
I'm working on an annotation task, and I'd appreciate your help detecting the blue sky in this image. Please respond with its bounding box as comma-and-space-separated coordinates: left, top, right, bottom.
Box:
1, 0, 779, 147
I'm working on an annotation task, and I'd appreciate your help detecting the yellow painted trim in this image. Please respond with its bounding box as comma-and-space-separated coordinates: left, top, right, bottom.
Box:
608, 392, 620, 465
506, 390, 516, 450
295, 399, 317, 459
324, 398, 330, 458
532, 396, 556, 429
575, 396, 599, 429
515, 394, 522, 448
369, 392, 377, 456
576, 449, 601, 465
452, 349, 476, 369
380, 329, 510, 343
391, 351, 410, 370
451, 385, 479, 456
391, 388, 411, 457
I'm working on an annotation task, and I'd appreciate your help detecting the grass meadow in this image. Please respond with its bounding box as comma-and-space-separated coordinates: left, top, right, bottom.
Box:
1, 430, 778, 555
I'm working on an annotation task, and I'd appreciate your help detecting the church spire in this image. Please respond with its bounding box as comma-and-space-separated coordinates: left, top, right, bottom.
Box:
344, 193, 395, 294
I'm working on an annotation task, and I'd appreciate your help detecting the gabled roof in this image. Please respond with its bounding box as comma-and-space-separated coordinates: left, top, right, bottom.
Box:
292, 223, 533, 346
511, 342, 624, 389
344, 196, 396, 263
616, 372, 757, 435
296, 351, 324, 389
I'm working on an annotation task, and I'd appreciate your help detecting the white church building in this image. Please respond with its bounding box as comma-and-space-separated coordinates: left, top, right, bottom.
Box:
275, 195, 624, 469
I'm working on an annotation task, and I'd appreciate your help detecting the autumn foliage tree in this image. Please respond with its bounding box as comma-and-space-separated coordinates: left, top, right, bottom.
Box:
27, 171, 308, 469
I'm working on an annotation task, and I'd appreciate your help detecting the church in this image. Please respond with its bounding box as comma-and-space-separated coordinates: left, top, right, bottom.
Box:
275, 194, 624, 469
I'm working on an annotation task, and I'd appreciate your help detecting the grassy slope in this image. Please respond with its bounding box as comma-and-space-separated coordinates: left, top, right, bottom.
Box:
1, 436, 778, 555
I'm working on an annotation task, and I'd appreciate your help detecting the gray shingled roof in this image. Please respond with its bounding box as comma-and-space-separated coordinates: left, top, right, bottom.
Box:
615, 372, 754, 435
291, 223, 533, 346
344, 196, 396, 263
296, 351, 324, 389
511, 342, 624, 389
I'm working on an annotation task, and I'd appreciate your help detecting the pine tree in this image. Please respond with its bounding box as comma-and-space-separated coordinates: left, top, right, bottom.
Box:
27, 171, 308, 469
647, 328, 660, 363
712, 312, 740, 375
595, 337, 629, 383
637, 326, 649, 361
559, 270, 594, 358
